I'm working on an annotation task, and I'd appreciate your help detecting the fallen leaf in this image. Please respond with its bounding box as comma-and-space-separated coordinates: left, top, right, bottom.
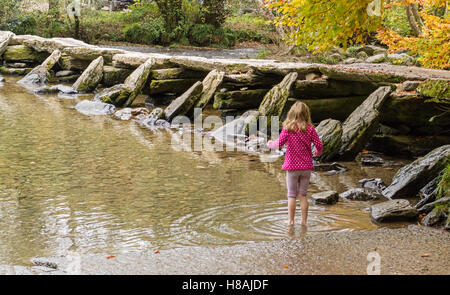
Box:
421, 254, 430, 257
283, 265, 289, 269
155, 250, 160, 254
106, 256, 115, 259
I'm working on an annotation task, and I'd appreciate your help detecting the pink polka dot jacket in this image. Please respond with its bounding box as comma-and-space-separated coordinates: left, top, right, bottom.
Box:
268, 125, 323, 171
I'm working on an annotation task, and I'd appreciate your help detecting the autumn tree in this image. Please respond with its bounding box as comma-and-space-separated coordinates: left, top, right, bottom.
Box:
264, 0, 450, 69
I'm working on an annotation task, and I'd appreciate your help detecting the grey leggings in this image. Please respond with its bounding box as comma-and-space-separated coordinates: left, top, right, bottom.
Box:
286, 170, 312, 198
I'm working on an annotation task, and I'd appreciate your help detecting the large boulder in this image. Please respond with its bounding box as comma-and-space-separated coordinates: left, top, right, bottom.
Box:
314, 119, 342, 162
18, 50, 61, 84
195, 69, 225, 109
164, 81, 203, 121
213, 89, 269, 110
258, 72, 298, 129
382, 145, 450, 199
339, 86, 392, 159
0, 31, 14, 57
370, 199, 418, 223
72, 56, 104, 93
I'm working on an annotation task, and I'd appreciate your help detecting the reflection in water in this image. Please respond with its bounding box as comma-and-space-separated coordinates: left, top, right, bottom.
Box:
0, 77, 406, 265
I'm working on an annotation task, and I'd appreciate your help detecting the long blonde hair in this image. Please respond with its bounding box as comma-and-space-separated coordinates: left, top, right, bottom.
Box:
283, 101, 313, 133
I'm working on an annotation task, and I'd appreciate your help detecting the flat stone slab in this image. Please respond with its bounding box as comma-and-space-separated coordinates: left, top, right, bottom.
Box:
370, 199, 418, 223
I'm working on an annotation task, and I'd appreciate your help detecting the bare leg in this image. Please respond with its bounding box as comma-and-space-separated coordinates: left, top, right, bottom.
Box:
298, 195, 308, 226
288, 197, 296, 225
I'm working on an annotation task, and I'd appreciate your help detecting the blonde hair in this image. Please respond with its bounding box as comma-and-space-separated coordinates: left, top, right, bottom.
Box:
283, 101, 313, 133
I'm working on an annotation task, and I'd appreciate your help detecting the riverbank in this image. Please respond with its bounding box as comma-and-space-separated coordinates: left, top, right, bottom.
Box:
2, 225, 449, 275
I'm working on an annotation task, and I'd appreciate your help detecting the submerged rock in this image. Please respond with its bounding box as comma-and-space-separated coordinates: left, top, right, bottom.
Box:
370, 199, 418, 223
114, 107, 150, 121
356, 152, 385, 166
313, 162, 348, 175
359, 178, 387, 192
18, 50, 61, 84
311, 191, 339, 205
339, 86, 392, 159
315, 119, 342, 162
195, 69, 225, 110
72, 56, 104, 93
0, 66, 32, 75
34, 85, 77, 95
75, 100, 116, 116
382, 145, 450, 199
164, 81, 203, 121
340, 188, 379, 201
258, 72, 298, 129
211, 110, 260, 144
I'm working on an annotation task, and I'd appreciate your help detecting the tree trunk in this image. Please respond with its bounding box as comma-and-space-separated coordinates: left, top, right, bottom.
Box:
411, 4, 427, 31
406, 4, 421, 37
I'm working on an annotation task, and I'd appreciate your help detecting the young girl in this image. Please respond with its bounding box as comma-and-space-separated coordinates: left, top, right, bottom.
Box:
268, 101, 323, 226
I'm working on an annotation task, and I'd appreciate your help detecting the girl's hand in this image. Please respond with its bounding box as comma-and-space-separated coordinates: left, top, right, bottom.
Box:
313, 151, 320, 157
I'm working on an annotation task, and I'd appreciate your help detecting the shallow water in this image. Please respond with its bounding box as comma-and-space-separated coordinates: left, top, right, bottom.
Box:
0, 77, 408, 266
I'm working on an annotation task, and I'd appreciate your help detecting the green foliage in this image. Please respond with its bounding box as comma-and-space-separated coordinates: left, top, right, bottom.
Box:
383, 5, 413, 36
188, 23, 240, 47
1, 15, 37, 35
437, 163, 450, 199
0, 0, 22, 26
123, 18, 167, 45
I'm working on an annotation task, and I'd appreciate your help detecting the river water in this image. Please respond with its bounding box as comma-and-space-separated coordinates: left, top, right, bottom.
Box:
0, 77, 408, 266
